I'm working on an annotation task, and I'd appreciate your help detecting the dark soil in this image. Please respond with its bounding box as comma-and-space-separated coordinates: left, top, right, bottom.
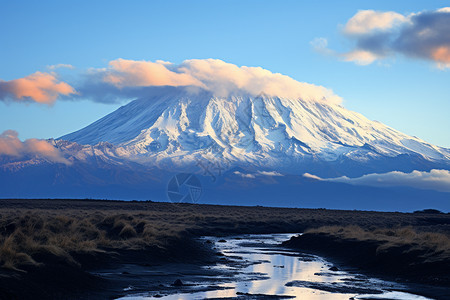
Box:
283, 233, 450, 299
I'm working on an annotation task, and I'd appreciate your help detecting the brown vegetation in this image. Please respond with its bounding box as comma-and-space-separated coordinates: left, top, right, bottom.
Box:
306, 225, 450, 264
0, 199, 449, 298
283, 225, 450, 287
0, 199, 449, 272
0, 210, 191, 272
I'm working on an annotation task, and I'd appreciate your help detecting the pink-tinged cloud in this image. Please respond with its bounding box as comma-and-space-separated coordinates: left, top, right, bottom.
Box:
102, 59, 203, 88
0, 130, 23, 156
432, 46, 450, 67
96, 58, 342, 104
314, 7, 450, 68
0, 71, 76, 104
0, 130, 71, 164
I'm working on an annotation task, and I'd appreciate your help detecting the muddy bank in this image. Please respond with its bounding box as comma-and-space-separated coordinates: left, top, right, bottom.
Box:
0, 236, 218, 300
282, 230, 450, 299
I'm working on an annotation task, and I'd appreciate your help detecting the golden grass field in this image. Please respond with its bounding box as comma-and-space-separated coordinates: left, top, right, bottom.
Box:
0, 199, 449, 298
1, 199, 448, 271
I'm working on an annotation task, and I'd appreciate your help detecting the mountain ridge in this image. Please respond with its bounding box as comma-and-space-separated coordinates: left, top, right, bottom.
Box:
59, 86, 450, 175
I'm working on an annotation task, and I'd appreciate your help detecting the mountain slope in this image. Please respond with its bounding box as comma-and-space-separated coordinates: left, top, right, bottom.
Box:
2, 86, 450, 210
60, 87, 450, 175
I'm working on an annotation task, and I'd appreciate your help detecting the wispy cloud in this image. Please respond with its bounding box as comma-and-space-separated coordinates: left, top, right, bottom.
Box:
302, 173, 323, 181
233, 171, 256, 179
303, 169, 450, 193
258, 171, 283, 177
47, 64, 75, 70
0, 130, 70, 164
0, 72, 76, 104
313, 7, 450, 68
234, 170, 284, 178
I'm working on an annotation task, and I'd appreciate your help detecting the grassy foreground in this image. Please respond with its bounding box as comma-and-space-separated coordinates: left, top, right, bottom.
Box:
0, 199, 449, 298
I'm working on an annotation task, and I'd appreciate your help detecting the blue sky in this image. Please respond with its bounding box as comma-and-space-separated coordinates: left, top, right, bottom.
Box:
1, 0, 449, 147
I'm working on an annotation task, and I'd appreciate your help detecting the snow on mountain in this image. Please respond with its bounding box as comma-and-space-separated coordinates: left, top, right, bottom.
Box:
2, 86, 450, 209
59, 86, 450, 175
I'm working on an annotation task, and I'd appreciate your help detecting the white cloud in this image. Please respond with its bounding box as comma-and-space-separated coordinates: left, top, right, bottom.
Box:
310, 37, 335, 56
302, 173, 323, 180
258, 171, 283, 177
343, 10, 408, 35
309, 169, 450, 193
233, 170, 284, 178
342, 50, 380, 65
233, 171, 256, 178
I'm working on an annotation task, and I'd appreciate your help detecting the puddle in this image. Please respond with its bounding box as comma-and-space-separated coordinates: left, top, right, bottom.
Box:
117, 234, 432, 299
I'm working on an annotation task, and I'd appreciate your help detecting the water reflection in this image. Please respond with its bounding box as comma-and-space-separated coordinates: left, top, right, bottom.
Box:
119, 234, 431, 300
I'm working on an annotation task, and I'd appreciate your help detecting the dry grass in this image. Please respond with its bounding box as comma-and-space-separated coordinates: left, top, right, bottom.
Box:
0, 199, 449, 271
306, 225, 450, 263
0, 211, 186, 271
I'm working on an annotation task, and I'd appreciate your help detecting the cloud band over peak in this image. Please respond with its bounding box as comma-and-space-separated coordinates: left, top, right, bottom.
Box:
92, 58, 343, 104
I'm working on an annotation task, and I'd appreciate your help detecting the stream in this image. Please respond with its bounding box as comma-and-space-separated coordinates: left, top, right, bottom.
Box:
117, 234, 432, 299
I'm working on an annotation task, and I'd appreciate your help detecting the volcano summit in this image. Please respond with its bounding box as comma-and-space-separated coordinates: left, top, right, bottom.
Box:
60, 86, 450, 176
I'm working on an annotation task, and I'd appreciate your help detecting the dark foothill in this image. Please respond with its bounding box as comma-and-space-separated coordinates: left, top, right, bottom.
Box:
172, 279, 183, 286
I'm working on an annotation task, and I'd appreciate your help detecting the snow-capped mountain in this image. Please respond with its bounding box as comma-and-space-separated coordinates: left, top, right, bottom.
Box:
2, 86, 450, 210
60, 86, 450, 176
